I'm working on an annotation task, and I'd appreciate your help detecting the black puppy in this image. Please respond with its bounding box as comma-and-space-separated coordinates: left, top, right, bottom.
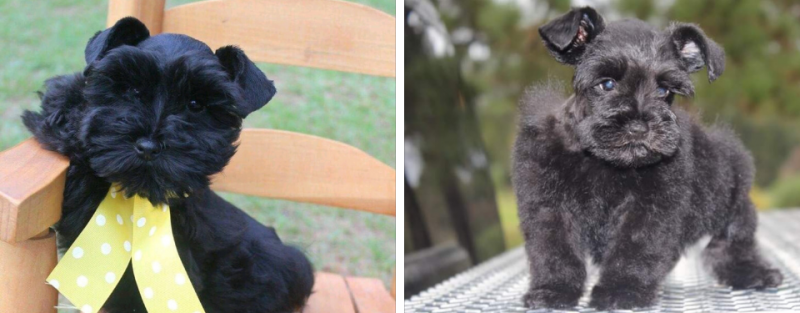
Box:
513, 7, 782, 310
23, 17, 313, 312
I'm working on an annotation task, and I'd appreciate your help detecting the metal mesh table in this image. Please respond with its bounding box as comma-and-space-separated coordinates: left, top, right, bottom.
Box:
405, 209, 800, 312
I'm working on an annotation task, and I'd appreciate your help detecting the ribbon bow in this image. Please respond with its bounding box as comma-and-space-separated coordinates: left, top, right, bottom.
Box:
47, 186, 205, 313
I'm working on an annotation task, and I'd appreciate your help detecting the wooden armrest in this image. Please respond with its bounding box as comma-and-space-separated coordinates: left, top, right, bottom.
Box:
211, 129, 396, 216
0, 139, 69, 243
0, 129, 395, 244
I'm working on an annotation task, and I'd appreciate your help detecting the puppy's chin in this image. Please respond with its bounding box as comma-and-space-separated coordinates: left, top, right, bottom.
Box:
88, 154, 207, 205
575, 111, 681, 169
105, 172, 196, 205
588, 143, 669, 168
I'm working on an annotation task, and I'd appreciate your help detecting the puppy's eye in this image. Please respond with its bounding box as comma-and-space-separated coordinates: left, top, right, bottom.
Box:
129, 88, 141, 97
656, 87, 670, 98
598, 79, 616, 91
188, 100, 205, 112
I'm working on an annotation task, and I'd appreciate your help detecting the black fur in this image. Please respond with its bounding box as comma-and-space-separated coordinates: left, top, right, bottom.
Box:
513, 7, 782, 310
23, 17, 313, 313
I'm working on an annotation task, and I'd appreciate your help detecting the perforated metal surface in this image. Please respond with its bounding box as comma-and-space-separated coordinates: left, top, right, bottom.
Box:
405, 209, 800, 312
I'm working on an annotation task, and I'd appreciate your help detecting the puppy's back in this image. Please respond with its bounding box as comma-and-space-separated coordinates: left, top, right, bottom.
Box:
518, 79, 568, 129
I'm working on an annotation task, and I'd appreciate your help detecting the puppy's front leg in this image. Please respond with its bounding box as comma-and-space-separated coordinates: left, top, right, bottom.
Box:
589, 207, 681, 310
522, 206, 585, 309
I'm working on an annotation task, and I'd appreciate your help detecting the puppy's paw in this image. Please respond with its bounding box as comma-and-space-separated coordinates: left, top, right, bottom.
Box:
522, 287, 581, 309
589, 284, 657, 310
718, 263, 783, 290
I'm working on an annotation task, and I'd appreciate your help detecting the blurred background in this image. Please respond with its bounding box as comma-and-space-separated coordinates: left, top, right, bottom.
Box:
0, 0, 395, 287
405, 0, 800, 297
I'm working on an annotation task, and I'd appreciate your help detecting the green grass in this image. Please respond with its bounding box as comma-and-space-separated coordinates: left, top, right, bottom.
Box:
769, 176, 800, 209
0, 0, 395, 287
495, 187, 523, 249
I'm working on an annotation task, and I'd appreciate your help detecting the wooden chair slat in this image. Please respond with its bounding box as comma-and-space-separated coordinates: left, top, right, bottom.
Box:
161, 0, 396, 77
303, 272, 356, 313
107, 0, 166, 33
0, 139, 68, 243
391, 267, 396, 299
345, 276, 395, 313
211, 129, 396, 216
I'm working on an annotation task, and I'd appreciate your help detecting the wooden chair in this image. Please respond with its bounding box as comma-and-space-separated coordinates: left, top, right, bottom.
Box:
0, 0, 396, 312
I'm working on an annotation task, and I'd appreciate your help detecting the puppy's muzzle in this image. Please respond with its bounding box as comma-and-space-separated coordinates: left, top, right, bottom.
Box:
626, 121, 649, 136
134, 138, 161, 160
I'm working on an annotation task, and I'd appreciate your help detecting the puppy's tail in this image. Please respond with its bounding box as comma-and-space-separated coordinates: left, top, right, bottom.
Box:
22, 73, 85, 156
518, 79, 569, 128
282, 245, 315, 309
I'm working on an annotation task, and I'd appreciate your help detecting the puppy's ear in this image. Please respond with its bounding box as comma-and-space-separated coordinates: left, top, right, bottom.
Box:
85, 17, 150, 65
667, 23, 725, 82
215, 46, 277, 118
539, 6, 605, 64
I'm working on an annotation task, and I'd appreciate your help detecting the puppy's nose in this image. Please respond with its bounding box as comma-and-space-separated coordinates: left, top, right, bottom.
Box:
628, 121, 649, 135
135, 138, 161, 160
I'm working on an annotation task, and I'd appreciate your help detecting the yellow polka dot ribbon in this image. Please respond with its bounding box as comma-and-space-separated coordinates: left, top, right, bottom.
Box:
47, 186, 205, 313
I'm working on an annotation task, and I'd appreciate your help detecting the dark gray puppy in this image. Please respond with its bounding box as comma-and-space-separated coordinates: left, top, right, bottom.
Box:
512, 7, 782, 310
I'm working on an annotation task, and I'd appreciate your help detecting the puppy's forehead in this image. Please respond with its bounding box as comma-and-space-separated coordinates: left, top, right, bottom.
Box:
588, 20, 673, 64
598, 20, 659, 44
137, 34, 215, 61
110, 34, 226, 78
